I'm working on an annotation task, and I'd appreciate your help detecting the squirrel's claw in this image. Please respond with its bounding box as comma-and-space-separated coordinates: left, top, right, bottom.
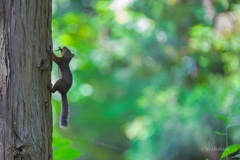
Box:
54, 47, 62, 52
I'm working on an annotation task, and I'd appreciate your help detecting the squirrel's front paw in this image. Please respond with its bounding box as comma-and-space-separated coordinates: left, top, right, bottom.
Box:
47, 83, 52, 91
46, 49, 53, 55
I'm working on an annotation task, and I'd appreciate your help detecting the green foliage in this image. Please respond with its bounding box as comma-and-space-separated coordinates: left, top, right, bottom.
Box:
220, 144, 240, 160
51, 0, 240, 159
53, 133, 82, 160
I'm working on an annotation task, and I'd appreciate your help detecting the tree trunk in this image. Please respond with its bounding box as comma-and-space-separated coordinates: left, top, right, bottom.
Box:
0, 0, 52, 159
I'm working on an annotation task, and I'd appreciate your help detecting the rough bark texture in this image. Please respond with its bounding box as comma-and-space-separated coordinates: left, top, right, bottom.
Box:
0, 0, 52, 159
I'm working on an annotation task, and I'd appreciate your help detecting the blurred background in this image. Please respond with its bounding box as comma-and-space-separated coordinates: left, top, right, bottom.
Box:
51, 0, 240, 159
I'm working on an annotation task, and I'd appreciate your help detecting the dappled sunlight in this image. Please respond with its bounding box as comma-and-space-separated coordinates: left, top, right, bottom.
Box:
79, 83, 94, 97
125, 116, 154, 140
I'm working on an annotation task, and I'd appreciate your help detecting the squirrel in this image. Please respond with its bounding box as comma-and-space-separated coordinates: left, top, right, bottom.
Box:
47, 46, 74, 128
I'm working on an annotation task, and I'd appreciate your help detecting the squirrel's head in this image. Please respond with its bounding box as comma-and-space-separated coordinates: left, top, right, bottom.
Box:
61, 46, 74, 59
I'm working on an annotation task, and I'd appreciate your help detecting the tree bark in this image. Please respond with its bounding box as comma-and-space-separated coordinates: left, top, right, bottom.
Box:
0, 0, 52, 159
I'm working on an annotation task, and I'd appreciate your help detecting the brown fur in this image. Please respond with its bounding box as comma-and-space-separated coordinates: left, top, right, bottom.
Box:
47, 46, 74, 128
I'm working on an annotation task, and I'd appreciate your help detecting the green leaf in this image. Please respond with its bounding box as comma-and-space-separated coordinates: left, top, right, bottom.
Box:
215, 115, 228, 123
220, 144, 240, 160
53, 136, 72, 148
54, 147, 82, 160
214, 131, 226, 136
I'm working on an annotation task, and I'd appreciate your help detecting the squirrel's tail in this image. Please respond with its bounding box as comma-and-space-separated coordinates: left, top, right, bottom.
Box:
60, 93, 69, 128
